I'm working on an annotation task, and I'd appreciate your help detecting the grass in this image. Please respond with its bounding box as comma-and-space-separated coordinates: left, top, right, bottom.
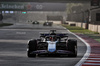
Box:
0, 23, 13, 27
62, 24, 97, 34
63, 25, 84, 30
62, 24, 100, 42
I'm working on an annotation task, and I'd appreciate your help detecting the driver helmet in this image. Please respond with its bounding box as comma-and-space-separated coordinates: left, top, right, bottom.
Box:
49, 36, 57, 41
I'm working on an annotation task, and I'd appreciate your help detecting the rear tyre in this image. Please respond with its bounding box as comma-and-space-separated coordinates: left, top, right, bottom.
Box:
27, 39, 37, 57
67, 39, 77, 57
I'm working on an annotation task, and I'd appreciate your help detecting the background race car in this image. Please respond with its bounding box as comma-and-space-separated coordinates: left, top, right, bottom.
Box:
43, 22, 53, 26
27, 30, 77, 57
32, 21, 39, 24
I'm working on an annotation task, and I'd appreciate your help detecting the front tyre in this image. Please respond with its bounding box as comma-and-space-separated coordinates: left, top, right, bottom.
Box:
67, 39, 77, 57
27, 39, 37, 57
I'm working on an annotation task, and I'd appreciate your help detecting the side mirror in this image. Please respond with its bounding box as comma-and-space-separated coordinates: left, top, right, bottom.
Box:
65, 39, 68, 42
65, 35, 68, 37
65, 39, 67, 41
37, 39, 41, 41
40, 36, 45, 38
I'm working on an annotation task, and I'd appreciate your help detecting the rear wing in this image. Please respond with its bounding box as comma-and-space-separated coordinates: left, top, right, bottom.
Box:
56, 33, 68, 38
40, 33, 68, 38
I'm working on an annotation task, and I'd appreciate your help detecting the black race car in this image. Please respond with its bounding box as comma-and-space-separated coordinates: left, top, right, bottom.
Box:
43, 22, 53, 26
28, 20, 32, 23
32, 21, 39, 24
27, 30, 77, 57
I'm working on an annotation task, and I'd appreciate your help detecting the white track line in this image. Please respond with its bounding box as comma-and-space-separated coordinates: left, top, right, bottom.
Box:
67, 30, 91, 66
83, 63, 100, 65
87, 58, 100, 59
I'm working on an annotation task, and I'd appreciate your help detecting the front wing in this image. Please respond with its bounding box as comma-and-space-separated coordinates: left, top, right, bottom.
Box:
30, 50, 74, 55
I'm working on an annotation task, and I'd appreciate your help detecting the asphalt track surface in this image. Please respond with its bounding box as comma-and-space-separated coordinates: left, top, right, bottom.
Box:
0, 23, 87, 66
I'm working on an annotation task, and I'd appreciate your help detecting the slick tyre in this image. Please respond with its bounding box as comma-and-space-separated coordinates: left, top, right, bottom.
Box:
67, 39, 77, 57
27, 40, 37, 57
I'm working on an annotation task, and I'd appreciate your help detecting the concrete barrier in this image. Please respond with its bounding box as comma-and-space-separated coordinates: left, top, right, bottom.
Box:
89, 24, 100, 33
47, 21, 61, 24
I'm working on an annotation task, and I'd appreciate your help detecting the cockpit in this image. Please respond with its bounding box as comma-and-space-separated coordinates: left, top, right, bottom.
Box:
46, 36, 60, 41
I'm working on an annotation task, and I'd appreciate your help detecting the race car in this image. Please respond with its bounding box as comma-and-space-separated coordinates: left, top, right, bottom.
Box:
32, 21, 39, 24
28, 20, 32, 23
43, 22, 53, 26
27, 30, 77, 57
